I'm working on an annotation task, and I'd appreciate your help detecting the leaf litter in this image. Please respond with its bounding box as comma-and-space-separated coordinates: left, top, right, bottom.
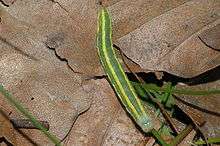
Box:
0, 0, 219, 145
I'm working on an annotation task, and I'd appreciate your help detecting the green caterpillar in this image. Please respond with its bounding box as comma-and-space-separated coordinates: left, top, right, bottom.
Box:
96, 7, 153, 133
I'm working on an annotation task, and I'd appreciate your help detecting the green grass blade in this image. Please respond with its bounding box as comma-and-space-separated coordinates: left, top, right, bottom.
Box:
0, 85, 61, 146
172, 88, 220, 96
132, 82, 220, 96
163, 83, 175, 108
194, 137, 220, 145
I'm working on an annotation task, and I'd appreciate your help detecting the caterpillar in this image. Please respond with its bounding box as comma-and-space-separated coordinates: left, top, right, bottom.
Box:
96, 7, 153, 133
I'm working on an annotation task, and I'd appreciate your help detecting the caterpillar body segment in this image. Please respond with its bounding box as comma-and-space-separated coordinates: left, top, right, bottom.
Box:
96, 8, 153, 133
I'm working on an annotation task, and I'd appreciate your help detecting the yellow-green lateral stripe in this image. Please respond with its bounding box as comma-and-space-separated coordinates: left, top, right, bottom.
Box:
96, 7, 153, 132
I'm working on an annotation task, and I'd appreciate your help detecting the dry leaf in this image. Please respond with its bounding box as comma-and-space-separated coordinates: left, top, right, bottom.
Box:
1, 0, 220, 145
115, 0, 220, 78
2, 0, 101, 76
0, 5, 91, 145
176, 79, 220, 137
0, 0, 16, 6
199, 24, 220, 51
0, 110, 17, 146
65, 79, 155, 146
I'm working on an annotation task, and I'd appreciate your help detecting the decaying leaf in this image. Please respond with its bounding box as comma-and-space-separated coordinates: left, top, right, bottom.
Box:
115, 0, 220, 78
0, 5, 91, 145
199, 24, 220, 51
2, 0, 101, 76
65, 79, 159, 146
3, 0, 219, 78
0, 0, 220, 145
109, 0, 190, 40
177, 130, 197, 146
0, 0, 16, 6
0, 109, 17, 146
176, 78, 220, 137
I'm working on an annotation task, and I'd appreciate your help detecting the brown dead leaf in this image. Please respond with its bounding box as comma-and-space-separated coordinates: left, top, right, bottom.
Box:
115, 0, 220, 78
109, 0, 190, 40
1, 0, 220, 145
0, 51, 91, 145
0, 5, 91, 145
177, 129, 196, 146
0, 110, 17, 146
3, 0, 218, 78
101, 0, 121, 7
199, 24, 220, 51
2, 0, 141, 76
176, 79, 220, 137
65, 79, 159, 146
0, 0, 16, 6
1, 0, 101, 76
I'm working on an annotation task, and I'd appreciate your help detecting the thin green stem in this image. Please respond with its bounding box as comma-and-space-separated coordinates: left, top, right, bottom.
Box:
194, 137, 220, 145
132, 82, 220, 96
172, 88, 220, 96
0, 85, 61, 146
